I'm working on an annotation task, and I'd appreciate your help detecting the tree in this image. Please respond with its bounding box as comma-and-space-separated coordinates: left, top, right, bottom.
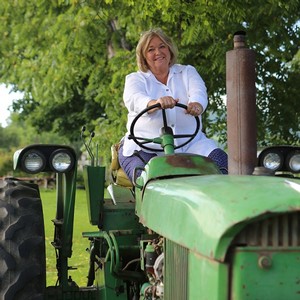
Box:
0, 0, 299, 163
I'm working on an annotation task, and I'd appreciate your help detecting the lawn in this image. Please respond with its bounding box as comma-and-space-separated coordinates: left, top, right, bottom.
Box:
41, 188, 96, 287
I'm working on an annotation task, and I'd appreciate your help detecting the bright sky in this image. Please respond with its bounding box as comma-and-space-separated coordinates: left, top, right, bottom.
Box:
0, 84, 23, 127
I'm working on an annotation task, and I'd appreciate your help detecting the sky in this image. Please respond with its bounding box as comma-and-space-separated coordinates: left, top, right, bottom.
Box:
0, 84, 23, 127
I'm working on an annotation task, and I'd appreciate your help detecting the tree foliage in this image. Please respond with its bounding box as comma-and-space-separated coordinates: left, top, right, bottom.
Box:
0, 0, 299, 163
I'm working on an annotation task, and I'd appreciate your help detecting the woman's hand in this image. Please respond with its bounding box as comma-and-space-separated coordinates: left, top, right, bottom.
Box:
147, 97, 178, 113
156, 96, 178, 109
186, 102, 203, 116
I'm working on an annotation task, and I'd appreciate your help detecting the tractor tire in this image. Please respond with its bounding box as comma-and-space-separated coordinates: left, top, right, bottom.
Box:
0, 178, 46, 300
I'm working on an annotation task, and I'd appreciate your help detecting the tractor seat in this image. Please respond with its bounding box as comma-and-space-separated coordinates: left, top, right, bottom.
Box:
111, 143, 133, 188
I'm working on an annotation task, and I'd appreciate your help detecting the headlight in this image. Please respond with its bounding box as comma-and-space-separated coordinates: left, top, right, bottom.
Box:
262, 151, 283, 171
287, 152, 300, 172
258, 146, 300, 175
50, 149, 74, 173
14, 145, 77, 173
21, 150, 46, 173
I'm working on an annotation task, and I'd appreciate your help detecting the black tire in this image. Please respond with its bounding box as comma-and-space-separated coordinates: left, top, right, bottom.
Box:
0, 178, 46, 300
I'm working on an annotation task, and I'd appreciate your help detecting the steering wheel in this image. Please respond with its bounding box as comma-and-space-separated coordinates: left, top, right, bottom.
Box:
129, 102, 200, 152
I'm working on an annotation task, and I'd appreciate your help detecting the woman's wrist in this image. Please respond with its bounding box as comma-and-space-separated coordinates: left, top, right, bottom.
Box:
147, 100, 160, 113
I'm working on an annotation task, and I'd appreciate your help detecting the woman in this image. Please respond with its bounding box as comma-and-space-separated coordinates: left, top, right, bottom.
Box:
118, 28, 228, 181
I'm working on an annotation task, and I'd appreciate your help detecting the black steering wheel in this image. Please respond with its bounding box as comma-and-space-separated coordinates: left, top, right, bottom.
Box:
129, 102, 200, 152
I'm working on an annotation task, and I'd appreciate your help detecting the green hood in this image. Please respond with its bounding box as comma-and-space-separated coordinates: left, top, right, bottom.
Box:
139, 175, 300, 261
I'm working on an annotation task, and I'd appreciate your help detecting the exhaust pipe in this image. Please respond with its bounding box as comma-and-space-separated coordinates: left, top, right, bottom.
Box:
226, 31, 257, 175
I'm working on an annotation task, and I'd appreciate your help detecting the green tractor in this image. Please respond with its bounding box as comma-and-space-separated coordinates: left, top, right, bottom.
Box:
0, 32, 300, 300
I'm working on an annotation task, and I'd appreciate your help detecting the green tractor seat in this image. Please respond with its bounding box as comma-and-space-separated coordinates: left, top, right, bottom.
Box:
110, 143, 133, 188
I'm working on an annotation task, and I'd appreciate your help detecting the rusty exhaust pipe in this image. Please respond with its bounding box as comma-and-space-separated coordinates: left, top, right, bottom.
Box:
226, 31, 257, 175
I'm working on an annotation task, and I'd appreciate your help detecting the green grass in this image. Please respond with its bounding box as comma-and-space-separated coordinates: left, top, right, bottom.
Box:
41, 188, 96, 287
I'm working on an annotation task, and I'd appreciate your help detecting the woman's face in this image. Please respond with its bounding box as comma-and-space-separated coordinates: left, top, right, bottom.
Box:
145, 36, 171, 74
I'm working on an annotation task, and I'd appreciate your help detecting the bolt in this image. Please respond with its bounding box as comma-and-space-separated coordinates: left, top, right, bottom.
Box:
258, 255, 272, 269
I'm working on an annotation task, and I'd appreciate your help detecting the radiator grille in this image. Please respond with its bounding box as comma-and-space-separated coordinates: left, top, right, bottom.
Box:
164, 239, 188, 300
234, 212, 300, 247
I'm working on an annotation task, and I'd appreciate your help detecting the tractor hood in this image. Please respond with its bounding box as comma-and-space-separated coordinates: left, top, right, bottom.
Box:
138, 175, 300, 261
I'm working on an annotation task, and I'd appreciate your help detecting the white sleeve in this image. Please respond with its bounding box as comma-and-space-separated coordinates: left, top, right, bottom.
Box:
185, 65, 208, 111
123, 72, 152, 113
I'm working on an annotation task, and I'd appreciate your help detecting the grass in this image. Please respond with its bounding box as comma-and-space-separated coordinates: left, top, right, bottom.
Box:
41, 188, 96, 287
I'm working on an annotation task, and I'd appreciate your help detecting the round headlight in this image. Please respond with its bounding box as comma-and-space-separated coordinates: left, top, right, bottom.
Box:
262, 152, 282, 171
22, 150, 46, 173
50, 150, 74, 173
287, 152, 300, 173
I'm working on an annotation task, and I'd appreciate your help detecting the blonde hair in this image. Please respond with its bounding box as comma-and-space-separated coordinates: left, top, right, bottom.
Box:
136, 28, 178, 72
